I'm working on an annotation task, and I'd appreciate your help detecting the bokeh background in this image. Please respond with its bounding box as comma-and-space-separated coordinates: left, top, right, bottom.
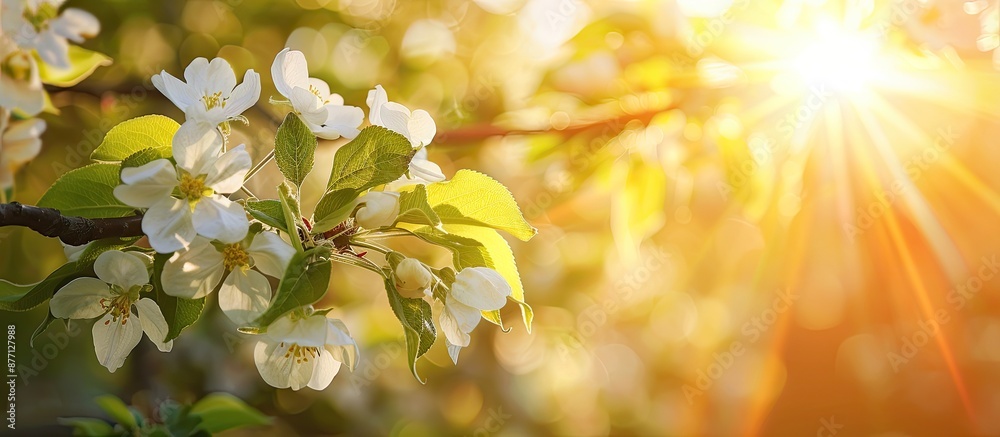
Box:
5, 0, 1000, 435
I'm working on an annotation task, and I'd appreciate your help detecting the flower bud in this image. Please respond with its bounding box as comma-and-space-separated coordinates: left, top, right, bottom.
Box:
354, 191, 400, 229
395, 258, 432, 298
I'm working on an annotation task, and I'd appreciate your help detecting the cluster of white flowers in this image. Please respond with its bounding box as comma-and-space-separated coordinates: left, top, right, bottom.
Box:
0, 0, 101, 195
48, 48, 515, 390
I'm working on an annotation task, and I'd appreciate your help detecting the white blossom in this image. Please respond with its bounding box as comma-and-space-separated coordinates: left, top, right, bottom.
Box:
49, 250, 172, 373
152, 57, 260, 140
113, 129, 251, 253
0, 36, 44, 116
254, 312, 358, 391
162, 232, 294, 326
366, 85, 445, 189
437, 267, 511, 364
1, 0, 100, 70
271, 48, 364, 140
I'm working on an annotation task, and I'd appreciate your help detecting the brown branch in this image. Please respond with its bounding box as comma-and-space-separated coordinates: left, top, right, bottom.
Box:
433, 108, 670, 145
0, 202, 144, 246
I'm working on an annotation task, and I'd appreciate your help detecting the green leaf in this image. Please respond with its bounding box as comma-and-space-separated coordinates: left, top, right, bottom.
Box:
37, 163, 134, 218
159, 400, 204, 437
253, 247, 332, 328
426, 170, 537, 241
91, 115, 179, 162
56, 417, 116, 437
0, 262, 94, 312
440, 224, 533, 332
311, 188, 358, 233
326, 125, 414, 192
35, 46, 111, 87
278, 184, 303, 252
95, 395, 138, 430
244, 199, 289, 233
78, 237, 142, 264
190, 393, 270, 433
152, 253, 206, 342
408, 226, 492, 269
383, 275, 435, 383
120, 147, 172, 172
274, 113, 318, 187
394, 185, 440, 227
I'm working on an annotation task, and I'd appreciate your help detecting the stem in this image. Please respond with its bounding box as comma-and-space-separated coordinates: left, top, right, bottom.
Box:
329, 252, 386, 278
0, 202, 143, 245
349, 239, 391, 254
244, 150, 275, 183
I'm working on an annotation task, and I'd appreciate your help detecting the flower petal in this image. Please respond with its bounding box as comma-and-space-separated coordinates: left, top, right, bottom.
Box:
450, 267, 511, 310
92, 311, 142, 373
248, 231, 295, 279
192, 196, 249, 244
3, 118, 46, 161
0, 72, 44, 117
307, 348, 341, 390
271, 48, 310, 99
94, 250, 149, 290
366, 85, 389, 126
312, 105, 363, 140
203, 144, 251, 194
253, 340, 313, 390
34, 30, 70, 69
290, 87, 325, 125
409, 156, 446, 183
224, 69, 260, 119
183, 57, 211, 90
50, 277, 111, 320
325, 318, 358, 371
135, 298, 173, 352
162, 237, 225, 299
205, 57, 237, 97
114, 159, 178, 208
50, 8, 99, 43
174, 125, 223, 174
408, 109, 436, 147
152, 71, 199, 112
219, 269, 271, 327
143, 197, 196, 254
266, 313, 327, 347
447, 341, 463, 365
378, 102, 413, 140
438, 296, 480, 347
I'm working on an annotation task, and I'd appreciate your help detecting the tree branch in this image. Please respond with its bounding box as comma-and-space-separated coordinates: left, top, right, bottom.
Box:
0, 202, 144, 246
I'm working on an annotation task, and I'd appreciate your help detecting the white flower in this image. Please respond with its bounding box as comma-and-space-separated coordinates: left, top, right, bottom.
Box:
2, 0, 100, 70
366, 85, 444, 189
0, 37, 44, 116
271, 48, 364, 140
113, 129, 251, 253
152, 57, 260, 138
254, 312, 359, 390
366, 85, 436, 147
394, 258, 432, 299
437, 267, 511, 364
162, 232, 294, 326
49, 250, 172, 373
354, 191, 400, 229
0, 110, 45, 189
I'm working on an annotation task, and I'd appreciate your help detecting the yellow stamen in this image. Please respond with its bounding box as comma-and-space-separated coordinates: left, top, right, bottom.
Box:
178, 173, 211, 204
283, 343, 320, 364
222, 243, 250, 271
202, 91, 225, 110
